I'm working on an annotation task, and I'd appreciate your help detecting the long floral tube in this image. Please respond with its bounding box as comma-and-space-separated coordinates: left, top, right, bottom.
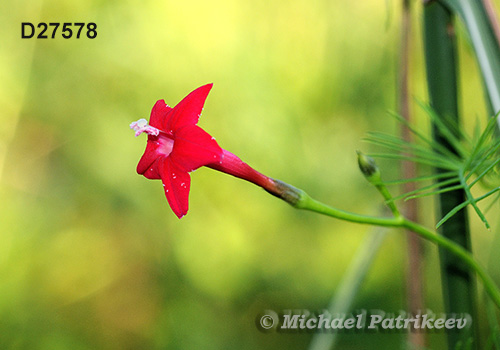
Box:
206, 149, 303, 205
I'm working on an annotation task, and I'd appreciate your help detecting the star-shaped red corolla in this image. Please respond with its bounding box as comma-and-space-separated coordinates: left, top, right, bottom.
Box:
131, 84, 293, 218
130, 84, 223, 218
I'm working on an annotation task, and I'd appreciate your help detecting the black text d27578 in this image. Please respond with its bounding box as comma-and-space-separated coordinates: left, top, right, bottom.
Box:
21, 22, 97, 39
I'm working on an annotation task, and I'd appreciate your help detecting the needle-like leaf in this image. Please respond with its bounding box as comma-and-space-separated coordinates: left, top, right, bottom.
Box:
365, 107, 500, 229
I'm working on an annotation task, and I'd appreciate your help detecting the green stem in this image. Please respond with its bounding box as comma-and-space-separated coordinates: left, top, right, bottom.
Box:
424, 2, 477, 347
402, 219, 500, 310
291, 189, 500, 309
297, 195, 403, 226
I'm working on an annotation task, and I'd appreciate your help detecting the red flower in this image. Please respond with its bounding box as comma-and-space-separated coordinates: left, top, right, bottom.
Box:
131, 84, 296, 218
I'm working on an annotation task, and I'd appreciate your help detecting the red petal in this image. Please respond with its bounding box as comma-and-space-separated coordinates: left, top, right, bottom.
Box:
170, 125, 223, 172
149, 99, 173, 130
137, 138, 163, 178
160, 158, 191, 219
140, 157, 163, 179
165, 84, 213, 132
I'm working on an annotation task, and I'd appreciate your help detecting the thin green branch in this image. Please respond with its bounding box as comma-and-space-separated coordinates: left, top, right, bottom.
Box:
467, 143, 500, 185
418, 102, 470, 157
387, 111, 462, 158
382, 171, 456, 185
365, 132, 462, 166
436, 185, 500, 228
459, 170, 490, 228
437, 201, 469, 229
390, 177, 460, 201
286, 187, 500, 309
404, 184, 464, 201
270, 155, 500, 311
476, 186, 500, 202
484, 190, 500, 214
369, 153, 458, 169
466, 115, 498, 169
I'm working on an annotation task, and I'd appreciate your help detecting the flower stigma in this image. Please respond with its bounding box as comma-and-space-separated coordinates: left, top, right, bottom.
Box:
130, 118, 161, 137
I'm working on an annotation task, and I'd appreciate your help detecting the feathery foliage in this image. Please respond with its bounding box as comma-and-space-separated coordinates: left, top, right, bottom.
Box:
364, 105, 500, 229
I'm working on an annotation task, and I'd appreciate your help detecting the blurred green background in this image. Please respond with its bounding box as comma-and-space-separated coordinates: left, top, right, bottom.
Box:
1, 0, 500, 349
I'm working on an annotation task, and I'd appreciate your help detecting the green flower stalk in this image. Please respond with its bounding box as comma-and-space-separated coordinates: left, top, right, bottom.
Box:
357, 151, 400, 217
267, 153, 500, 310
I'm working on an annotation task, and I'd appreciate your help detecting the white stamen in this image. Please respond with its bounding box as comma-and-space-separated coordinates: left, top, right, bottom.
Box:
130, 118, 160, 137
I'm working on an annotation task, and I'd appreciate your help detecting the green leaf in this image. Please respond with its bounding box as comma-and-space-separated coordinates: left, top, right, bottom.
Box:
365, 106, 500, 229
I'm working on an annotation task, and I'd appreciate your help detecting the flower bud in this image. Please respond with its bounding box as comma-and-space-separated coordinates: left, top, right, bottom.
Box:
357, 151, 380, 182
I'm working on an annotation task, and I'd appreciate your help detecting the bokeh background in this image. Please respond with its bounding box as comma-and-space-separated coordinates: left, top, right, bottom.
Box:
1, 0, 500, 349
